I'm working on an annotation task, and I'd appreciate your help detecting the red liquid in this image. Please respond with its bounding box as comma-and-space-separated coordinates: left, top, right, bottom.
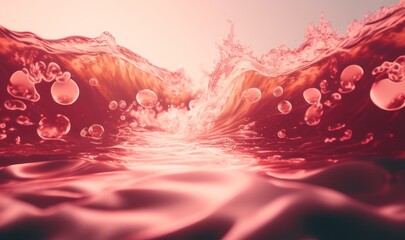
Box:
0, 3, 404, 240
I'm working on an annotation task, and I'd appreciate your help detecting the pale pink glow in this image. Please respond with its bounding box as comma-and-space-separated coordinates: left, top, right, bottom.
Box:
0, 0, 399, 79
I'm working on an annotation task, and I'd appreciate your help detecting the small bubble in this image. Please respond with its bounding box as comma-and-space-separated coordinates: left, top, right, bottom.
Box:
51, 79, 80, 105
89, 77, 99, 86
136, 89, 158, 108
277, 100, 292, 114
80, 127, 88, 137
303, 88, 321, 104
277, 129, 286, 138
4, 99, 26, 111
16, 115, 34, 125
0, 123, 5, 129
88, 124, 104, 139
273, 86, 283, 97
0, 133, 6, 140
119, 100, 127, 109
242, 88, 261, 103
189, 100, 197, 109
340, 65, 364, 82
304, 104, 323, 126
109, 101, 118, 110
55, 71, 71, 83
37, 114, 71, 140
338, 80, 355, 93
319, 80, 330, 94
120, 115, 126, 120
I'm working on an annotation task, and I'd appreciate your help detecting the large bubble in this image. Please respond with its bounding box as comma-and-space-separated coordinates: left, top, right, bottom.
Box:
37, 114, 71, 140
7, 70, 40, 102
136, 89, 158, 108
51, 79, 80, 105
370, 78, 405, 111
242, 88, 261, 103
303, 88, 321, 104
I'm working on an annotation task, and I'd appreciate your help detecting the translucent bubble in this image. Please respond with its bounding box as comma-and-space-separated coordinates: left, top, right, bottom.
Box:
7, 70, 40, 102
109, 101, 118, 110
324, 93, 341, 108
242, 88, 261, 103
273, 86, 283, 97
370, 78, 405, 111
136, 89, 158, 108
80, 127, 88, 137
89, 77, 99, 86
119, 100, 127, 109
340, 129, 352, 141
56, 71, 71, 83
340, 65, 364, 82
120, 115, 126, 120
45, 62, 61, 82
304, 104, 323, 126
4, 99, 27, 111
303, 88, 321, 104
319, 80, 330, 94
16, 115, 34, 125
88, 124, 104, 139
338, 80, 355, 93
51, 79, 80, 105
277, 129, 286, 138
277, 100, 292, 114
37, 114, 71, 140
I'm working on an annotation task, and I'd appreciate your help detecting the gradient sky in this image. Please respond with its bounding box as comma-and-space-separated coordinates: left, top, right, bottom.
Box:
0, 0, 399, 79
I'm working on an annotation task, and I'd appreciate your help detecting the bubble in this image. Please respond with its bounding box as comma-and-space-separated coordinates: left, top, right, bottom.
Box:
340, 129, 352, 141
7, 70, 40, 102
37, 114, 71, 140
304, 104, 323, 126
136, 89, 158, 108
45, 62, 61, 82
28, 61, 46, 83
303, 88, 321, 104
277, 129, 286, 138
120, 115, 126, 120
370, 78, 405, 111
324, 93, 341, 108
51, 79, 80, 105
338, 80, 355, 93
88, 124, 104, 139
340, 65, 364, 82
319, 80, 330, 94
189, 99, 197, 109
0, 123, 5, 129
56, 71, 71, 83
277, 100, 292, 114
242, 88, 261, 103
109, 101, 118, 110
89, 77, 99, 86
80, 127, 88, 137
273, 86, 283, 97
0, 133, 6, 140
119, 100, 127, 109
16, 115, 34, 126
4, 99, 27, 111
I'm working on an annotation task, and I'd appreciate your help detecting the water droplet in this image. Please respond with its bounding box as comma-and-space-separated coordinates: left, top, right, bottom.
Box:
319, 80, 330, 94
242, 88, 261, 103
88, 124, 104, 139
340, 65, 364, 82
277, 100, 292, 114
273, 86, 283, 97
277, 129, 286, 138
304, 104, 323, 126
136, 89, 158, 108
4, 99, 27, 111
51, 79, 80, 105
303, 88, 321, 104
89, 77, 99, 86
340, 129, 352, 141
7, 70, 40, 102
338, 80, 355, 93
109, 101, 118, 110
37, 114, 71, 140
119, 100, 127, 109
45, 62, 61, 82
16, 115, 34, 125
55, 71, 71, 83
370, 78, 405, 111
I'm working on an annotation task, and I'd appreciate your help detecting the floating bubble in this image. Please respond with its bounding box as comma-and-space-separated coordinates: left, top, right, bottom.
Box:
4, 99, 26, 111
51, 79, 80, 105
303, 88, 321, 104
37, 114, 71, 140
89, 77, 99, 86
109, 101, 118, 110
120, 115, 126, 120
338, 80, 355, 93
277, 129, 286, 138
7, 70, 40, 102
80, 127, 88, 137
328, 123, 346, 131
88, 124, 104, 139
119, 100, 127, 109
370, 78, 405, 111
45, 62, 61, 82
273, 86, 283, 97
136, 89, 158, 108
304, 104, 323, 126
242, 88, 261, 103
56, 71, 71, 83
16, 115, 34, 125
277, 100, 292, 114
319, 80, 330, 94
340, 65, 364, 82
324, 93, 341, 108
340, 129, 352, 141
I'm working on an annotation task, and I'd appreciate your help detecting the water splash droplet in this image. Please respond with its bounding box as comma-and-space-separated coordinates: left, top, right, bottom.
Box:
51, 79, 80, 105
7, 70, 40, 102
242, 88, 261, 103
273, 86, 283, 97
277, 100, 292, 114
88, 124, 104, 139
80, 127, 88, 137
136, 89, 158, 108
37, 114, 71, 140
303, 88, 321, 104
4, 99, 27, 111
324, 93, 341, 108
